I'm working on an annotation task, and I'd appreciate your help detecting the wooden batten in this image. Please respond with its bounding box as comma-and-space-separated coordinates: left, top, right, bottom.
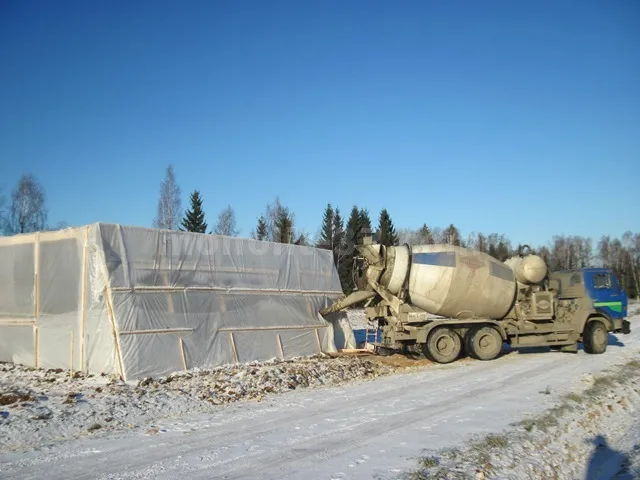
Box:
218, 324, 327, 333
277, 334, 284, 358
34, 325, 39, 369
314, 328, 322, 353
34, 232, 40, 321
70, 330, 74, 376
118, 327, 194, 336
80, 226, 89, 372
179, 338, 188, 371
104, 285, 126, 381
108, 286, 343, 297
229, 331, 239, 363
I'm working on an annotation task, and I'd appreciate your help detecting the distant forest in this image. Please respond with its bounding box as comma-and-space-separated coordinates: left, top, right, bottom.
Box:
2, 167, 638, 298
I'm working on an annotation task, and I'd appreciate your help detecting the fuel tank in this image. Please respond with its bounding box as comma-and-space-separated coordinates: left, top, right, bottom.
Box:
381, 244, 518, 320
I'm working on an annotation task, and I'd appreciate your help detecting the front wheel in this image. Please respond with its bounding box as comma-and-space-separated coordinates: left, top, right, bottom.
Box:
584, 321, 608, 354
424, 327, 462, 364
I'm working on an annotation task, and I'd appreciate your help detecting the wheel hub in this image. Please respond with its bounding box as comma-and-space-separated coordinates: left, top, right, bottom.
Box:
478, 334, 495, 351
436, 335, 454, 355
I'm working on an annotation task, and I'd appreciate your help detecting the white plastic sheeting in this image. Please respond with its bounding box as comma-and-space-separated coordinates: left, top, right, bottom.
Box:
0, 223, 350, 380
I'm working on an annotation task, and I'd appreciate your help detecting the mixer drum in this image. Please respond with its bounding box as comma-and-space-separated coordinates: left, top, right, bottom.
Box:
407, 245, 517, 319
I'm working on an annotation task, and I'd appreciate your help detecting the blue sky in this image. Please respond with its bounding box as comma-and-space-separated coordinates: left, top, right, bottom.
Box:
1, 0, 638, 247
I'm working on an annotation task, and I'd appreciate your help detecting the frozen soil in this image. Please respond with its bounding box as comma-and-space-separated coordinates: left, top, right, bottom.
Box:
0, 353, 427, 453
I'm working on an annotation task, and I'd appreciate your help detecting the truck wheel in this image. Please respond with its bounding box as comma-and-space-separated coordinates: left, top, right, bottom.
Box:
424, 327, 462, 364
466, 326, 503, 361
584, 321, 608, 354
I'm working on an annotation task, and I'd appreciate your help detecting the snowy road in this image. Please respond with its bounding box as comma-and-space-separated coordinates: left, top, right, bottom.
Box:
2, 316, 639, 480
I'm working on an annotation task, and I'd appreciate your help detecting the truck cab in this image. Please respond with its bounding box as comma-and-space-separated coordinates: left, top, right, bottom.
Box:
550, 268, 630, 336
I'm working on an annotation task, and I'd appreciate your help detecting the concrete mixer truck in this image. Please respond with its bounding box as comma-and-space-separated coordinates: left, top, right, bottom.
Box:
321, 237, 630, 364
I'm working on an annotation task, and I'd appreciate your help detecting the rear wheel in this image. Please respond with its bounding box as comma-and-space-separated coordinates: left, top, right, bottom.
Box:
466, 326, 503, 361
584, 321, 608, 354
424, 327, 462, 364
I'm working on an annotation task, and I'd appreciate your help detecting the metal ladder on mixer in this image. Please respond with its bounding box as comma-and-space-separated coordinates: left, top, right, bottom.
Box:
363, 318, 379, 350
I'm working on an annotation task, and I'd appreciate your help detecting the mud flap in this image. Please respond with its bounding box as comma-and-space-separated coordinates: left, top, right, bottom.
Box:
622, 320, 631, 335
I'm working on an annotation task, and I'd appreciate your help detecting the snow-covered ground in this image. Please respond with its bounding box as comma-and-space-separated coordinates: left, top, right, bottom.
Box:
0, 312, 638, 479
0, 355, 401, 453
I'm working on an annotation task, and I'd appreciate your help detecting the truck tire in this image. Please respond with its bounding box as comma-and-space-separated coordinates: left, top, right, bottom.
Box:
584, 321, 608, 354
424, 327, 462, 364
466, 326, 503, 361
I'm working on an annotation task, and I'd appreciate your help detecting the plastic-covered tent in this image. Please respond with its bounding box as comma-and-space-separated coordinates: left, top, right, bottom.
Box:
0, 223, 354, 380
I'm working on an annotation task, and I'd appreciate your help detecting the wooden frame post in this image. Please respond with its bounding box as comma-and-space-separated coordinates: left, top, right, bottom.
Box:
34, 325, 39, 369
80, 226, 89, 372
70, 330, 74, 376
229, 331, 239, 363
104, 285, 126, 381
277, 334, 284, 358
179, 337, 188, 371
315, 328, 322, 353
34, 233, 40, 369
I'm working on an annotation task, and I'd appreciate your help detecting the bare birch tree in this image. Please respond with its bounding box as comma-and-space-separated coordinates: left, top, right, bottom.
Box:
214, 205, 239, 236
153, 165, 182, 230
7, 174, 48, 234
264, 197, 297, 243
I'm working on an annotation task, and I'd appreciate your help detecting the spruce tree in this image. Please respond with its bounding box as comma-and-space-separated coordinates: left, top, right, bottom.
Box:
317, 203, 334, 249
418, 223, 434, 244
180, 190, 207, 233
255, 216, 268, 240
358, 208, 372, 239
377, 208, 399, 246
332, 207, 344, 266
339, 206, 363, 292
443, 223, 461, 246
275, 210, 293, 243
345, 206, 361, 250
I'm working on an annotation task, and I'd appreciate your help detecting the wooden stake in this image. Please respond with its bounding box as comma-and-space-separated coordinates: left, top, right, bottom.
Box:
104, 285, 126, 380
277, 334, 284, 358
229, 331, 239, 363
34, 232, 40, 320
314, 328, 322, 353
80, 226, 88, 372
179, 338, 188, 371
70, 330, 74, 376
34, 326, 39, 369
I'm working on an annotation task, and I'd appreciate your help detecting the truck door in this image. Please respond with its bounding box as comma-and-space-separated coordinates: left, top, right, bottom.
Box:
584, 270, 628, 319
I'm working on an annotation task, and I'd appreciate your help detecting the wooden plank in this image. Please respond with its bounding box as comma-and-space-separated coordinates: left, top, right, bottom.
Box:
0, 320, 36, 326
218, 325, 327, 333
277, 334, 284, 358
179, 338, 188, 371
34, 325, 39, 369
118, 327, 195, 336
109, 286, 343, 297
0, 228, 80, 246
104, 285, 126, 380
229, 332, 239, 363
70, 330, 74, 376
314, 328, 322, 353
80, 226, 88, 372
34, 232, 40, 320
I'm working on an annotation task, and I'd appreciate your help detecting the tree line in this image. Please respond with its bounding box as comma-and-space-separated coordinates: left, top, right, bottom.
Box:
2, 166, 638, 298
0, 173, 67, 235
